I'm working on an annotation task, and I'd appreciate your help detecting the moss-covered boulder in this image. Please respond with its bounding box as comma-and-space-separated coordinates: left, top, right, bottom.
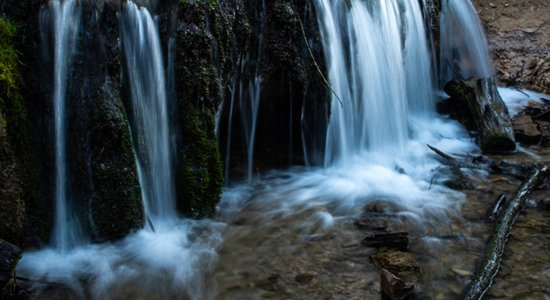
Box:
64, 1, 144, 242
88, 81, 144, 241
167, 0, 227, 217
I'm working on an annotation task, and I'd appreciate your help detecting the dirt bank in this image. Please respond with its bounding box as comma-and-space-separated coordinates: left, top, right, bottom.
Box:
473, 0, 550, 93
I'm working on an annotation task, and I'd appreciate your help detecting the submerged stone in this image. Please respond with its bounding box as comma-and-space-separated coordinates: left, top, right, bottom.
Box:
371, 250, 422, 275
380, 268, 415, 300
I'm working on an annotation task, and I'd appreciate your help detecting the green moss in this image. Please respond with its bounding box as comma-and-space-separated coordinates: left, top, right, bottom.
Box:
89, 82, 145, 241
480, 133, 516, 154
0, 17, 47, 244
176, 106, 223, 218
0, 18, 18, 94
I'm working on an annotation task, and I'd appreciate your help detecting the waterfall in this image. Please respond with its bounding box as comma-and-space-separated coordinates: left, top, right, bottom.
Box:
223, 0, 266, 183
40, 0, 82, 252
242, 75, 262, 182
315, 0, 436, 166
119, 1, 176, 221
439, 0, 492, 84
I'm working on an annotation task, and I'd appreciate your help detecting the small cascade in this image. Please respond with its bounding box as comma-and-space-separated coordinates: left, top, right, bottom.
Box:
40, 0, 82, 252
315, 0, 436, 166
222, 0, 266, 183
119, 1, 176, 220
241, 75, 262, 182
439, 0, 493, 84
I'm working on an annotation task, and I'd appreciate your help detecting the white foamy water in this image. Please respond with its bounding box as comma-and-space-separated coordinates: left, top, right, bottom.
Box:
498, 87, 549, 116
18, 220, 224, 300
219, 116, 476, 232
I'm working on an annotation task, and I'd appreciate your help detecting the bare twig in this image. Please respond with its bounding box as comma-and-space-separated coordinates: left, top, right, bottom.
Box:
289, 1, 343, 108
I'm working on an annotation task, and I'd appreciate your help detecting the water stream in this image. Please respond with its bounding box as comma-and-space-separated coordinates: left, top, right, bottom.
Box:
316, 0, 437, 166
439, 0, 493, 83
15, 0, 548, 299
40, 0, 82, 252
119, 1, 176, 221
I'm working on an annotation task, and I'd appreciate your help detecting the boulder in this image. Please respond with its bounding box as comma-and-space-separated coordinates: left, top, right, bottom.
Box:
0, 239, 21, 298
512, 115, 542, 144
380, 269, 415, 300
444, 78, 516, 153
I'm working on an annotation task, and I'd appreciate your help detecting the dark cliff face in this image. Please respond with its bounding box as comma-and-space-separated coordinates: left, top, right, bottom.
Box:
1, 0, 47, 247
0, 0, 332, 245
37, 0, 145, 243
217, 0, 330, 180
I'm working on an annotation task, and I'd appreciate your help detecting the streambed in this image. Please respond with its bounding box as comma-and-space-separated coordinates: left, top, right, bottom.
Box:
214, 147, 550, 299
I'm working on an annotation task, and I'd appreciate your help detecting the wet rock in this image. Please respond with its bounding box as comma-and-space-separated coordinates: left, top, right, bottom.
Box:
355, 217, 388, 231
380, 269, 415, 300
512, 115, 542, 144
0, 239, 21, 298
31, 282, 80, 300
89, 80, 145, 242
443, 174, 474, 190
364, 201, 403, 214
371, 251, 422, 275
362, 233, 409, 251
444, 78, 516, 153
295, 272, 315, 284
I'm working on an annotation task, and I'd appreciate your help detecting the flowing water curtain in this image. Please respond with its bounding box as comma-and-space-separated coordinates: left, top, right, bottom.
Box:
439, 0, 493, 84
222, 0, 266, 183
40, 0, 83, 251
315, 0, 436, 166
119, 1, 176, 221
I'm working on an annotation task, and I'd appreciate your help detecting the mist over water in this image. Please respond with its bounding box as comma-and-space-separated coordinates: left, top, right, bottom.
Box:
18, 220, 224, 300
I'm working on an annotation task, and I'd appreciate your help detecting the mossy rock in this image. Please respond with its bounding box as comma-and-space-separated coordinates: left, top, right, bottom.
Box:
0, 17, 28, 246
171, 1, 226, 217
176, 106, 223, 218
89, 81, 145, 242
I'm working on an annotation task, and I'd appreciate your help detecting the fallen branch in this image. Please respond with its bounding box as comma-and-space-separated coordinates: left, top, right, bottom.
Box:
462, 165, 550, 300
427, 144, 455, 161
289, 1, 343, 108
146, 216, 156, 232
484, 194, 507, 223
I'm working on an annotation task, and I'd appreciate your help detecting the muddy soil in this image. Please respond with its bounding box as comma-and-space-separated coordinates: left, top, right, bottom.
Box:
473, 0, 550, 93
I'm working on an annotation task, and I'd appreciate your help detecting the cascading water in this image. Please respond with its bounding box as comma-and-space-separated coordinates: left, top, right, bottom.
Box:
222, 0, 265, 183
40, 0, 82, 252
19, 3, 222, 299
119, 1, 176, 221
439, 0, 493, 84
315, 0, 436, 166
242, 75, 262, 182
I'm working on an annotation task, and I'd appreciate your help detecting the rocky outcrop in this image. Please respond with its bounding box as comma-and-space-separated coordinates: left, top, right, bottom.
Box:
2, 0, 329, 242
158, 0, 230, 217
217, 0, 330, 178
444, 78, 516, 153
0, 16, 33, 246
0, 239, 21, 298
88, 80, 144, 241
55, 1, 144, 242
